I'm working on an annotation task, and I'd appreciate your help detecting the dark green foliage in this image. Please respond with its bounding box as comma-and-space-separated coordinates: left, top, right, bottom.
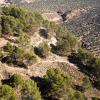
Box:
3, 42, 16, 53
2, 42, 37, 67
9, 74, 41, 100
21, 80, 41, 100
50, 24, 79, 56
71, 91, 85, 100
32, 12, 43, 27
78, 49, 100, 89
17, 33, 30, 48
82, 76, 92, 91
78, 48, 94, 65
1, 15, 21, 35
2, 6, 26, 19
0, 85, 16, 100
56, 25, 79, 56
43, 68, 76, 99
0, 6, 43, 36
9, 74, 24, 87
35, 43, 50, 58
78, 48, 100, 72
41, 20, 79, 56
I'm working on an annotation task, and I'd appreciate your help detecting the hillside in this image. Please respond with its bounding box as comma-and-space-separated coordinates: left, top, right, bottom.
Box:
0, 5, 100, 100
63, 7, 100, 55
1, 0, 100, 56
1, 0, 100, 11
0, 0, 100, 56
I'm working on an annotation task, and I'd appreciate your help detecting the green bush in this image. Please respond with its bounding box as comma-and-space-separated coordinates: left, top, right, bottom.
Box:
9, 74, 24, 87
82, 76, 92, 91
17, 33, 30, 48
2, 42, 37, 67
78, 49, 100, 88
51, 24, 79, 56
9, 74, 42, 100
0, 85, 16, 100
1, 15, 19, 35
41, 20, 79, 56
71, 91, 85, 100
44, 68, 74, 99
3, 42, 15, 53
1, 6, 41, 35
56, 39, 71, 56
35, 43, 50, 58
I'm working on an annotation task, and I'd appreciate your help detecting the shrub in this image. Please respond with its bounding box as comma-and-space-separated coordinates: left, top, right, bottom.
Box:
44, 68, 74, 99
51, 24, 79, 56
82, 76, 92, 91
72, 91, 85, 100
56, 39, 71, 56
9, 74, 24, 87
9, 74, 42, 100
24, 51, 38, 65
17, 33, 30, 48
78, 49, 100, 74
77, 49, 100, 88
21, 80, 41, 100
3, 42, 15, 53
32, 12, 43, 27
1, 6, 40, 35
2, 43, 37, 67
0, 85, 16, 100
35, 43, 50, 58
1, 15, 18, 35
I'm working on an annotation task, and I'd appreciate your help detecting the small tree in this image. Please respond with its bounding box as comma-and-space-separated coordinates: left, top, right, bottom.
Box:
56, 39, 71, 56
44, 68, 74, 99
72, 91, 85, 100
9, 74, 42, 100
82, 76, 92, 91
3, 42, 15, 53
35, 42, 50, 58
17, 33, 30, 49
0, 85, 16, 100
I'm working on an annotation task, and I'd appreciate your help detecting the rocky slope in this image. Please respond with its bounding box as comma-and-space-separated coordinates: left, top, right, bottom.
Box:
2, 0, 100, 11
64, 7, 100, 55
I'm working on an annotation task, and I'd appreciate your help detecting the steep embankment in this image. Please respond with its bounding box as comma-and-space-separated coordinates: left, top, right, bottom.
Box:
64, 7, 100, 55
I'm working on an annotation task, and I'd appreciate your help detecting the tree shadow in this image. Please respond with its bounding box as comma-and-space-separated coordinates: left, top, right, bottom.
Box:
1, 56, 27, 68
1, 78, 11, 86
31, 76, 51, 100
68, 53, 91, 76
68, 53, 100, 90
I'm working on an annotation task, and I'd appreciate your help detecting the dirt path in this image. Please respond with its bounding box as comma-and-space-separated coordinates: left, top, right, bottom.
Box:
0, 57, 100, 99
0, 53, 81, 81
